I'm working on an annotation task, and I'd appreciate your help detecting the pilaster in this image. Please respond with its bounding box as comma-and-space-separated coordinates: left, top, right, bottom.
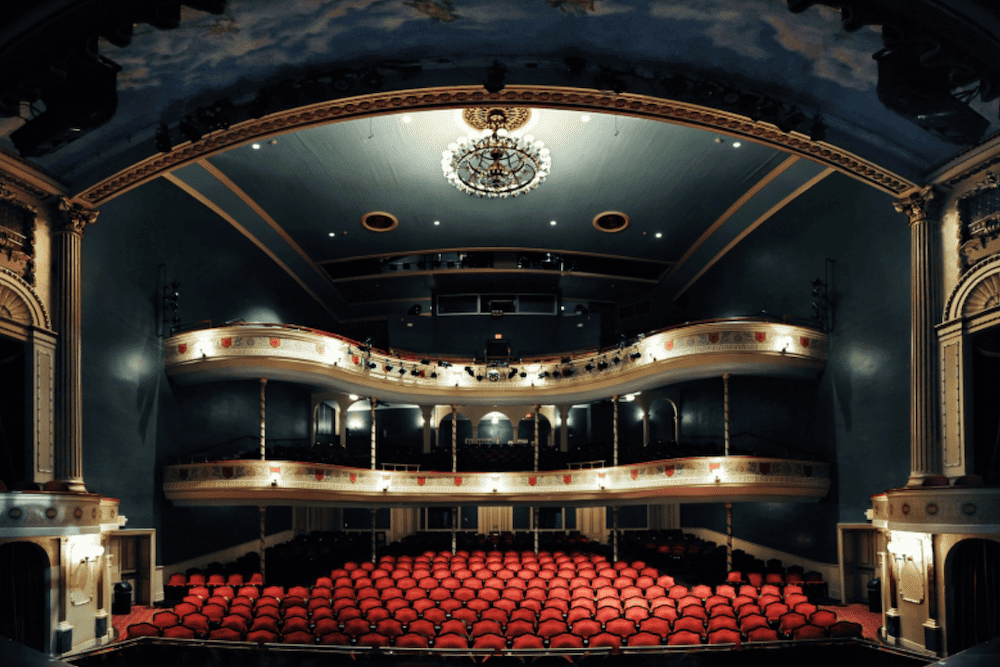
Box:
894, 188, 942, 487
52, 198, 97, 491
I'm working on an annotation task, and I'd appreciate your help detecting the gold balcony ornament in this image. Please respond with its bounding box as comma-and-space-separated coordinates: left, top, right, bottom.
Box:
442, 108, 550, 199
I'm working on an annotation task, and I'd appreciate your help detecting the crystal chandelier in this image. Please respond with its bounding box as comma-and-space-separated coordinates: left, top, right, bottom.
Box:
441, 108, 551, 199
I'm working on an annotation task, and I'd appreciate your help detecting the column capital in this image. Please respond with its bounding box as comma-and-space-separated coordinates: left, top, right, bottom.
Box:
893, 187, 939, 226
57, 198, 98, 236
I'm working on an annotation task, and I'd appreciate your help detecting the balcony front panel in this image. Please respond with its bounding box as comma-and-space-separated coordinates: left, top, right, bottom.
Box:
163, 320, 826, 405
163, 457, 830, 508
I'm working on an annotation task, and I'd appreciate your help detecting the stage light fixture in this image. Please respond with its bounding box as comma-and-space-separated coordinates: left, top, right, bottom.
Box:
465, 366, 475, 376
612, 356, 621, 365
630, 351, 642, 360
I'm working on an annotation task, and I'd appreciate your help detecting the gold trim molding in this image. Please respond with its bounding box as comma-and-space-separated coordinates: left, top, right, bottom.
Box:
163, 457, 830, 508
163, 320, 827, 406
871, 488, 1000, 534
77, 86, 916, 207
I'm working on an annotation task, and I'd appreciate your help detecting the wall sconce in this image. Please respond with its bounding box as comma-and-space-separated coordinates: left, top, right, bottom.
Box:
270, 472, 280, 487
77, 544, 105, 563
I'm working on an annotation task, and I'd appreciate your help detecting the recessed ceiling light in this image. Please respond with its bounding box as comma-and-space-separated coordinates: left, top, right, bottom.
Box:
655, 232, 662, 239
402, 114, 413, 123
252, 143, 261, 149
328, 232, 336, 237
433, 220, 440, 226
732, 141, 741, 148
581, 114, 591, 123
550, 220, 557, 226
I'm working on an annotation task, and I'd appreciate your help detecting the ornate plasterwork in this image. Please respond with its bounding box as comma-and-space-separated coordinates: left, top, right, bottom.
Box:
894, 186, 939, 225
56, 197, 98, 236
462, 107, 531, 132
163, 456, 830, 507
163, 320, 826, 406
0, 183, 38, 285
870, 488, 1000, 534
0, 267, 51, 331
0, 492, 118, 536
77, 85, 915, 207
944, 253, 1000, 321
956, 172, 1000, 272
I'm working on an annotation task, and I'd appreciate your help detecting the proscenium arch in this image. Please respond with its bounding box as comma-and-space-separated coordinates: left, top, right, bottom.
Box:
77, 84, 916, 208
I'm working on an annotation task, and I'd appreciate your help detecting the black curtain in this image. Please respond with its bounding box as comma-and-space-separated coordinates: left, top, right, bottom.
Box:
0, 541, 49, 652
948, 538, 1000, 654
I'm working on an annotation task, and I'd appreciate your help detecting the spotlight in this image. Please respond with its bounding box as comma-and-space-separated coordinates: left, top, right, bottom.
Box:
368, 361, 378, 369
585, 363, 595, 371
630, 351, 641, 361
519, 371, 527, 378
410, 369, 420, 377
484, 61, 507, 93
563, 366, 574, 377
476, 375, 484, 382
420, 358, 430, 365
612, 356, 621, 365
552, 370, 561, 378
597, 360, 608, 371
430, 372, 438, 379
439, 360, 452, 368
539, 371, 549, 379
399, 367, 407, 375
384, 364, 393, 372
508, 369, 517, 379
465, 366, 475, 376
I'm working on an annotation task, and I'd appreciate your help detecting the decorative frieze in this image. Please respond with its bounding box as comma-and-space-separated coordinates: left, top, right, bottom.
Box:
164, 320, 827, 407
0, 493, 118, 536
163, 456, 830, 507
957, 172, 1000, 272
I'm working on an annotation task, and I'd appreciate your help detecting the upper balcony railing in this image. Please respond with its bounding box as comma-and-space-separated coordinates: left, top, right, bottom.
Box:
164, 317, 826, 406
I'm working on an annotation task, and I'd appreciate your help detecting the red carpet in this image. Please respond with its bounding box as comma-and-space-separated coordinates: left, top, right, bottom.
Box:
112, 606, 156, 641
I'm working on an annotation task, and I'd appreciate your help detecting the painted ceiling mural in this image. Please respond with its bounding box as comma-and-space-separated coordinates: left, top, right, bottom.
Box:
24, 0, 999, 184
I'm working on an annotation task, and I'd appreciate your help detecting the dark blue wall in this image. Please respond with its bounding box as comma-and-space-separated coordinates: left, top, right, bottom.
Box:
674, 172, 911, 562
81, 177, 337, 564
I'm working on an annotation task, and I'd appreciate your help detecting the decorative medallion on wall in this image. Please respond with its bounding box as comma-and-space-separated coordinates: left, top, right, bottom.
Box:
593, 211, 630, 233
958, 172, 1000, 272
361, 211, 399, 233
463, 108, 531, 132
0, 185, 37, 285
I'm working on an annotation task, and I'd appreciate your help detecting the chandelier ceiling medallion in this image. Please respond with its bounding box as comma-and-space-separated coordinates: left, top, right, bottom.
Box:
441, 107, 551, 199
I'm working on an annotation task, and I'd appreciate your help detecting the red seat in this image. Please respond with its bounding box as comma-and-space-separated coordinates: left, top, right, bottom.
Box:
810, 609, 837, 629
637, 617, 671, 639
422, 607, 447, 626
651, 605, 678, 622
505, 618, 535, 638
627, 631, 661, 647
407, 618, 436, 638
473, 632, 507, 652
739, 613, 769, 634
181, 613, 209, 636
549, 632, 584, 649
471, 619, 504, 638
512, 633, 545, 649
208, 627, 243, 641
747, 627, 780, 642
127, 623, 160, 639
709, 604, 736, 619
162, 625, 196, 639
569, 618, 602, 639
249, 617, 279, 634
311, 606, 334, 622
342, 617, 372, 637
173, 602, 199, 618
395, 632, 430, 648
594, 607, 621, 624
604, 617, 637, 639
765, 602, 790, 623
828, 621, 864, 638
220, 615, 248, 634
681, 605, 708, 621
778, 612, 808, 637
708, 628, 741, 645
245, 629, 278, 643
312, 617, 339, 637
666, 629, 702, 645
707, 615, 739, 633
151, 611, 180, 630
435, 633, 469, 649
793, 623, 827, 640
281, 630, 315, 645
673, 615, 706, 638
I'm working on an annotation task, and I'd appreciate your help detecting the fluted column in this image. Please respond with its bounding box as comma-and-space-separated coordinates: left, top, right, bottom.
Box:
894, 188, 942, 486
53, 198, 98, 491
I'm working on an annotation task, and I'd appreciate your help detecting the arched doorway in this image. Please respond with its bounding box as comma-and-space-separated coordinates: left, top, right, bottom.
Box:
0, 334, 26, 486
946, 538, 1000, 654
0, 541, 50, 653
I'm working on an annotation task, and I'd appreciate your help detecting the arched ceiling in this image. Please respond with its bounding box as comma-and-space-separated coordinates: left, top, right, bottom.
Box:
3, 0, 1000, 328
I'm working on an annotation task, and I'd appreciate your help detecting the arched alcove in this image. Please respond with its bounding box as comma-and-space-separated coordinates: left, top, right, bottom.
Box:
945, 538, 1000, 655
0, 541, 51, 653
940, 256, 1000, 480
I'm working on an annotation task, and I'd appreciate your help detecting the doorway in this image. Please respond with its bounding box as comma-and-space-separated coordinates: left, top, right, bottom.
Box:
946, 538, 1000, 654
0, 541, 50, 653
